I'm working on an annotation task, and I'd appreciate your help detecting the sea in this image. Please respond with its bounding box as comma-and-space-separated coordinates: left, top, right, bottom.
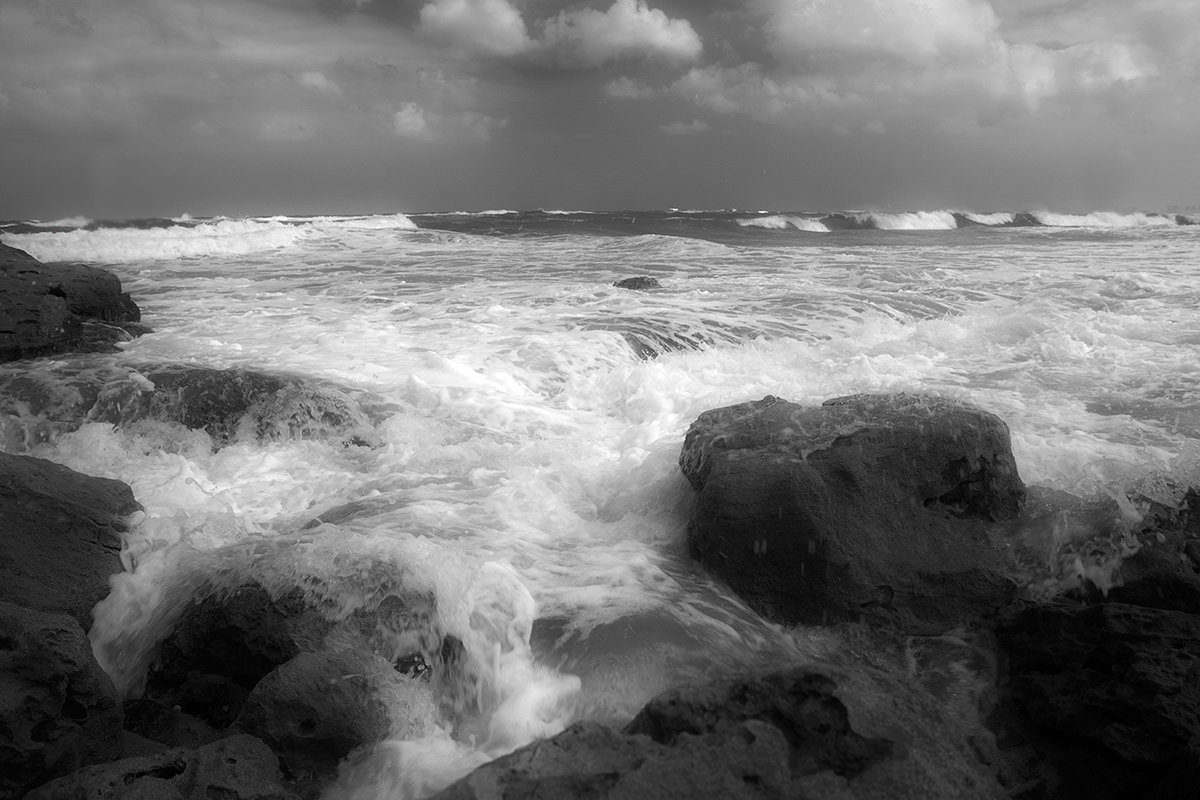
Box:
2, 208, 1199, 797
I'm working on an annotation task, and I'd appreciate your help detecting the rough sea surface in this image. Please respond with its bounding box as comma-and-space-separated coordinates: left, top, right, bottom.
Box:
2, 209, 1199, 797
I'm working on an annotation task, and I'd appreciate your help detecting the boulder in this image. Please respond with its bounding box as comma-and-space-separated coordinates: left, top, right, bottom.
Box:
234, 649, 436, 774
680, 394, 1026, 632
147, 583, 440, 729
0, 241, 142, 362
0, 602, 123, 798
431, 662, 1002, 799
993, 600, 1200, 800
0, 452, 140, 626
24, 734, 294, 800
612, 276, 661, 290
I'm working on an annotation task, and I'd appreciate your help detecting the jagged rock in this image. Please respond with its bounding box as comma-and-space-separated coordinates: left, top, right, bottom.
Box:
612, 276, 661, 290
0, 602, 123, 798
680, 394, 1026, 633
0, 452, 140, 626
431, 663, 1002, 799
148, 583, 440, 729
0, 242, 142, 362
234, 649, 436, 774
24, 734, 294, 800
993, 600, 1200, 800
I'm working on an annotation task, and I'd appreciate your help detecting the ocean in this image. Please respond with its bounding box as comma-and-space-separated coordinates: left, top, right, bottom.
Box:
2, 208, 1199, 796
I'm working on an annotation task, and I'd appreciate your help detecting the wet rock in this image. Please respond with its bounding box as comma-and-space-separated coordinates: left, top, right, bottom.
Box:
993, 600, 1200, 800
234, 649, 436, 774
0, 452, 140, 626
680, 393, 1026, 633
148, 583, 440, 729
432, 662, 1002, 800
24, 733, 294, 800
123, 697, 222, 750
0, 242, 141, 363
613, 276, 661, 290
0, 602, 122, 798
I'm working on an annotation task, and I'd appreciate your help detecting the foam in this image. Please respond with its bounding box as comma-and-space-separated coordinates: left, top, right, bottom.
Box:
963, 211, 1016, 226
1032, 211, 1176, 228
27, 216, 93, 229
868, 210, 959, 230
736, 215, 829, 232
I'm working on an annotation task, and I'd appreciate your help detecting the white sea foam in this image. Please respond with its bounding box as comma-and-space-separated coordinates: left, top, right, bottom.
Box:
963, 211, 1015, 226
1033, 211, 1175, 228
0, 214, 417, 263
27, 216, 93, 228
868, 210, 958, 230
736, 215, 828, 232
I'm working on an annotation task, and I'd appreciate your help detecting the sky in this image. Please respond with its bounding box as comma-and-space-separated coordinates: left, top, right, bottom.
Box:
1, 0, 1198, 217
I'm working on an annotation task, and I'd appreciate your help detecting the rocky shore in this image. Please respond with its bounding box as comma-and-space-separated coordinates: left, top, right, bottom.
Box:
3, 252, 1200, 799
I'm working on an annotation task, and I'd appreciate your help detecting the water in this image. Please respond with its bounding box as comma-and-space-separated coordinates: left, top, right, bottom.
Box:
3, 209, 1200, 796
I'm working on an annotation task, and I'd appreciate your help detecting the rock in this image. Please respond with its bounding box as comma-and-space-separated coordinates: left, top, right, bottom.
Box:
994, 600, 1200, 799
123, 697, 222, 750
612, 276, 661, 290
0, 242, 142, 363
680, 394, 1026, 632
24, 734, 294, 800
0, 452, 140, 626
148, 583, 440, 729
432, 662, 1002, 800
91, 365, 381, 446
234, 649, 436, 774
0, 602, 123, 798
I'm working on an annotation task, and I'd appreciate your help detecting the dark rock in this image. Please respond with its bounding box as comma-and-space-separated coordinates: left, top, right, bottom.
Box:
431, 662, 1002, 799
24, 733, 295, 800
78, 319, 155, 354
0, 452, 140, 626
234, 649, 436, 774
993, 600, 1200, 800
148, 582, 440, 729
0, 242, 142, 363
680, 393, 1026, 632
0, 602, 122, 798
123, 698, 222, 750
612, 276, 661, 290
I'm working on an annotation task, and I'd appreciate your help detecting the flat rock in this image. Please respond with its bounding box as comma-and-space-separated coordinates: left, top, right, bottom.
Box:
24, 733, 294, 800
680, 394, 1026, 632
0, 452, 140, 626
0, 602, 122, 798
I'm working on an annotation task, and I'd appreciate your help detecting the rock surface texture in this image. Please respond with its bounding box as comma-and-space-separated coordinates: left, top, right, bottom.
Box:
0, 602, 123, 798
0, 452, 140, 626
0, 242, 142, 362
680, 394, 1027, 632
431, 663, 1003, 800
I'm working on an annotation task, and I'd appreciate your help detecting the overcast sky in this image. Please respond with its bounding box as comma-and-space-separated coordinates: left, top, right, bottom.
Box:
1, 0, 1198, 217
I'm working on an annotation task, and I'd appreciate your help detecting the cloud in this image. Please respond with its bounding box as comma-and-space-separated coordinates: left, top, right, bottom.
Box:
660, 119, 710, 135
538, 0, 703, 67
417, 0, 531, 57
604, 76, 657, 99
258, 114, 315, 141
298, 71, 342, 96
392, 102, 505, 142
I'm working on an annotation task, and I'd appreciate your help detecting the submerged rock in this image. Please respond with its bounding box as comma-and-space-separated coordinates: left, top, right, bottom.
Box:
0, 451, 140, 626
0, 241, 143, 362
0, 602, 123, 798
431, 662, 1002, 799
234, 649, 436, 774
612, 276, 661, 290
680, 393, 1026, 633
24, 734, 293, 800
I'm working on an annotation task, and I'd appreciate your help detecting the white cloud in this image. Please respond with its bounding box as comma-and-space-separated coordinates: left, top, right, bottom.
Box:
660, 119, 710, 135
604, 76, 657, 99
298, 70, 341, 96
539, 0, 702, 67
418, 0, 531, 57
768, 0, 1001, 67
392, 102, 505, 142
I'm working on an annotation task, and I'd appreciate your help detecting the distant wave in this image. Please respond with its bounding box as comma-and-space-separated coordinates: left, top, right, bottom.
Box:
0, 213, 417, 263
736, 215, 828, 232
1031, 211, 1176, 228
